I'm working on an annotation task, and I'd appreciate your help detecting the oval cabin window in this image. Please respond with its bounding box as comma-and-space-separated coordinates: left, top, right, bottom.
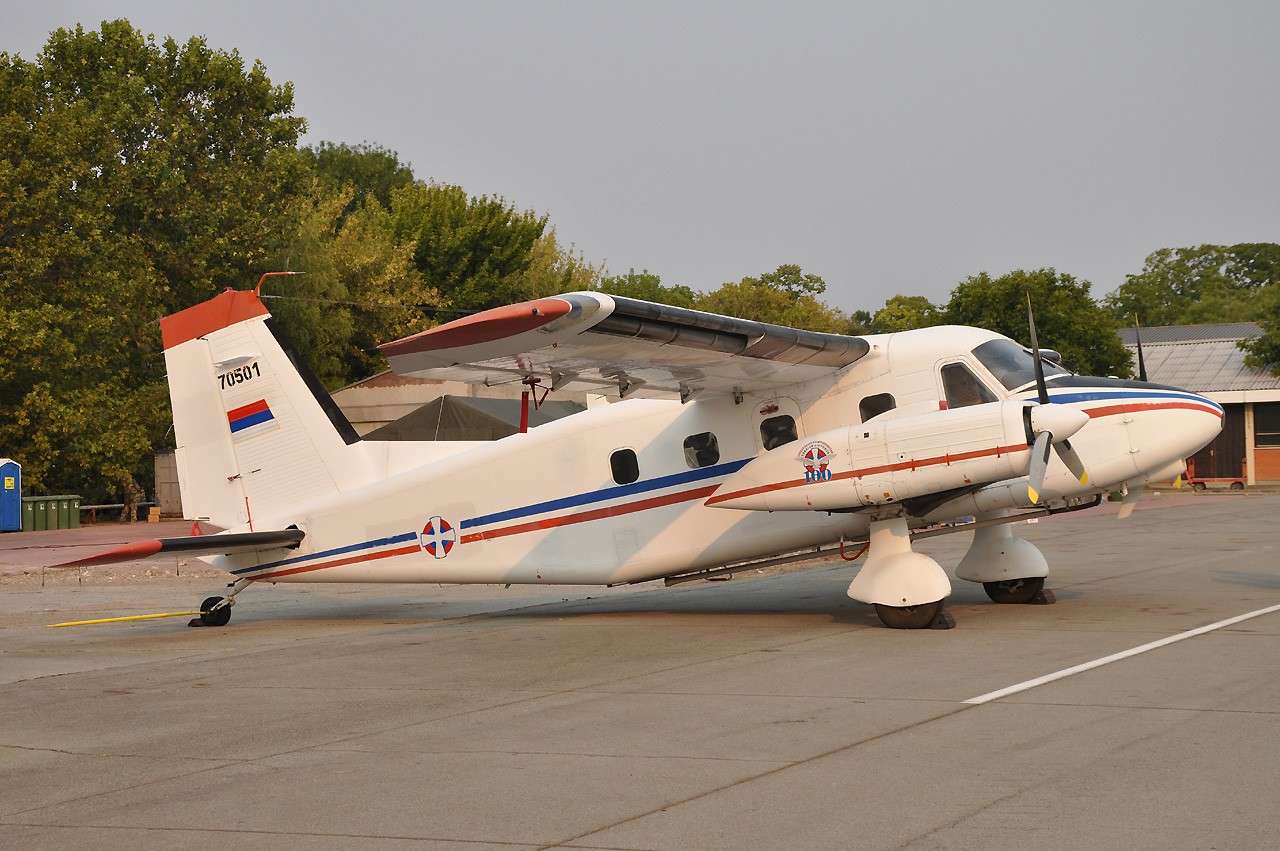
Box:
610, 448, 640, 484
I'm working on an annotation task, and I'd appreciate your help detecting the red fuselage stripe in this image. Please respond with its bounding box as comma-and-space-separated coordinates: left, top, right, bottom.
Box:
1085, 401, 1223, 419
459, 484, 720, 544
249, 544, 421, 581
705, 441, 1029, 505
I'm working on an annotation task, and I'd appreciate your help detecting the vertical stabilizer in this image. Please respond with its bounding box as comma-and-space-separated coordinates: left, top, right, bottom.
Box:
160, 289, 368, 530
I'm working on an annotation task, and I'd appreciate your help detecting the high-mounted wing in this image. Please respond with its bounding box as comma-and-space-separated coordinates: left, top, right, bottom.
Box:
54, 529, 305, 568
379, 292, 870, 400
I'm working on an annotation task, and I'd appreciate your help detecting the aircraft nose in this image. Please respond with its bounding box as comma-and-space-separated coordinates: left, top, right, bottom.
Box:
1163, 389, 1224, 459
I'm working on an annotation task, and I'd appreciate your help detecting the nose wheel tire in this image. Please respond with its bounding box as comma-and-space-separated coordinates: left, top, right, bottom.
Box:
873, 600, 950, 629
197, 596, 232, 627
983, 577, 1045, 604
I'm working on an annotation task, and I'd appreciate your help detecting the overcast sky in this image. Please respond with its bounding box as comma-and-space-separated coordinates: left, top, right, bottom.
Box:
6, 1, 1278, 311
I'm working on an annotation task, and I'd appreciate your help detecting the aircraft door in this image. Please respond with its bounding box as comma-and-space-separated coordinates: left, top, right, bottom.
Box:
849, 423, 896, 506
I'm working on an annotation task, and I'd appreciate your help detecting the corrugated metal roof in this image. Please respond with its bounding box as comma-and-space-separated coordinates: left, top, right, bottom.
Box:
1123, 337, 1280, 391
1117, 322, 1261, 344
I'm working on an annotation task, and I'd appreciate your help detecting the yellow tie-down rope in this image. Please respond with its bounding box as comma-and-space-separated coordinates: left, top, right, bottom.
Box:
48, 611, 201, 628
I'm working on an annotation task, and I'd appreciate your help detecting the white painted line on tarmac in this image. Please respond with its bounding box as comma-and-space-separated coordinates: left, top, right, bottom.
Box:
964, 602, 1280, 705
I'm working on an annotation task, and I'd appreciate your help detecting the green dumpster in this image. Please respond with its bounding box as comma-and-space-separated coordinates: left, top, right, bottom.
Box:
22, 498, 34, 532
33, 498, 48, 531
55, 497, 70, 529
68, 496, 80, 528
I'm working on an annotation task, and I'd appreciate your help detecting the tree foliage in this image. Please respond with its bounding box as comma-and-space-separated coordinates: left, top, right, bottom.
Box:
301, 141, 415, 221
595, 270, 696, 307
0, 20, 308, 499
871, 295, 943, 332
389, 182, 547, 312
694, 265, 852, 333
947, 269, 1131, 377
1104, 244, 1280, 327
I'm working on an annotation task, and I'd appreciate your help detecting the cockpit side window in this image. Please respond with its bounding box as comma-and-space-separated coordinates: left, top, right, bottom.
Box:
972, 339, 1068, 391
941, 362, 998, 409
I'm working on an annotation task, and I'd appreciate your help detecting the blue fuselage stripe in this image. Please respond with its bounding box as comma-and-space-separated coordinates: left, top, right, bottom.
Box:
232, 531, 418, 575
1041, 389, 1222, 413
459, 457, 753, 530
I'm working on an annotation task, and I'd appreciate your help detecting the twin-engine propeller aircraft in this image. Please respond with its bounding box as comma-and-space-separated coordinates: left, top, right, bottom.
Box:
56, 280, 1222, 629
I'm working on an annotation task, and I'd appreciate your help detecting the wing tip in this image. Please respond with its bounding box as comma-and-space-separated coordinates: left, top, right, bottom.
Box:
54, 539, 165, 568
379, 297, 574, 357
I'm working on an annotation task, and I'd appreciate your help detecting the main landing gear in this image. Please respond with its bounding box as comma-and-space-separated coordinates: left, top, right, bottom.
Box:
957, 512, 1055, 605
189, 578, 251, 628
847, 516, 955, 630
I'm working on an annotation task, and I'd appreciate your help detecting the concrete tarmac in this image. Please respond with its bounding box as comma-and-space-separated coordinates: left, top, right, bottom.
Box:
1, 494, 1278, 849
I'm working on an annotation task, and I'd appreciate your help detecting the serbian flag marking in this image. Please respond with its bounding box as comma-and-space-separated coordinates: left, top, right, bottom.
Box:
227, 399, 275, 434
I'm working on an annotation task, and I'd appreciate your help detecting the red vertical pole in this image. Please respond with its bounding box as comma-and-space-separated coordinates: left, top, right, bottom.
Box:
519, 390, 530, 433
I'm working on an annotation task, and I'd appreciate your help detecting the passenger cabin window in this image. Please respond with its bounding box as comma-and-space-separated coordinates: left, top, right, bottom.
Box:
859, 393, 896, 423
760, 415, 798, 450
941, 363, 998, 409
683, 432, 720, 468
610, 448, 639, 484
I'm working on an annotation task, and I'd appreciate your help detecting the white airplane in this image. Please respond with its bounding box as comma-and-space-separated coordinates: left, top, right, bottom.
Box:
60, 281, 1222, 630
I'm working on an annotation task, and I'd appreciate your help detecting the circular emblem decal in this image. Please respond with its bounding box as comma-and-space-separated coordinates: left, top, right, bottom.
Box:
420, 516, 456, 559
798, 440, 834, 483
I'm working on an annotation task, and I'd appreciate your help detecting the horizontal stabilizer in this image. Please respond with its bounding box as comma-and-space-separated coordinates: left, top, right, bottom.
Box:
54, 529, 305, 567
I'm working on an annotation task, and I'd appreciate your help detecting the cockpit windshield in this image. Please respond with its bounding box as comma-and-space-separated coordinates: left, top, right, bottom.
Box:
972, 339, 1069, 391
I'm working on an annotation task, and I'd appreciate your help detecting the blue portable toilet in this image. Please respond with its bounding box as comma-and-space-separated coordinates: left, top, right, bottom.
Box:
0, 459, 20, 532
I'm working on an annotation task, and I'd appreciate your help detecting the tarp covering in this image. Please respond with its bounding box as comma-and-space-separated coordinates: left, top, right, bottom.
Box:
364, 395, 586, 441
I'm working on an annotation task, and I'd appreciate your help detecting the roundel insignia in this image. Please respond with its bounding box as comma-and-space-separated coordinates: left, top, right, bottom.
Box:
798, 440, 834, 483
420, 516, 456, 559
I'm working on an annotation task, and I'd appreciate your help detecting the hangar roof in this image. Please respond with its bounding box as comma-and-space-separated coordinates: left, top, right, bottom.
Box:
1118, 322, 1280, 392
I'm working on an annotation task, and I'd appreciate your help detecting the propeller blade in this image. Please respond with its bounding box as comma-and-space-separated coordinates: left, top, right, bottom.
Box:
1026, 294, 1049, 404
1054, 438, 1089, 485
1133, 315, 1148, 382
1027, 430, 1052, 504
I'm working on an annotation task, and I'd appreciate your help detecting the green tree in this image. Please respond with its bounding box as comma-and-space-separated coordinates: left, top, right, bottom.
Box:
1105, 244, 1280, 326
871, 295, 943, 332
945, 269, 1131, 377
846, 309, 875, 335
694, 265, 850, 333
388, 182, 547, 312
302, 141, 415, 221
1241, 285, 1280, 375
0, 20, 308, 500
595, 270, 696, 307
264, 181, 442, 386
506, 229, 602, 300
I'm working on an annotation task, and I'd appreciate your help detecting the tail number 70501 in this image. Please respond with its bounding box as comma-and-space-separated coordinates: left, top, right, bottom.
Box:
218, 361, 261, 390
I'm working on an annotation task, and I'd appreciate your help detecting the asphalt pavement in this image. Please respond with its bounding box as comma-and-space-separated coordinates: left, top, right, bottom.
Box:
1, 492, 1277, 849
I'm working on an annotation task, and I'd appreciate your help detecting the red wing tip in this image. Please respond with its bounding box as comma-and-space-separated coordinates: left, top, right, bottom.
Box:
54, 539, 164, 567
380, 297, 572, 356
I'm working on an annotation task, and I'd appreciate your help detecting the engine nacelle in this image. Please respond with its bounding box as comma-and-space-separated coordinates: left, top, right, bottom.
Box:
707, 400, 1032, 511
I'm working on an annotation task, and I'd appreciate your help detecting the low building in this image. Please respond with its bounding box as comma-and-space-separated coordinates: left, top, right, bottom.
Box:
330, 370, 599, 436
1120, 322, 1280, 485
